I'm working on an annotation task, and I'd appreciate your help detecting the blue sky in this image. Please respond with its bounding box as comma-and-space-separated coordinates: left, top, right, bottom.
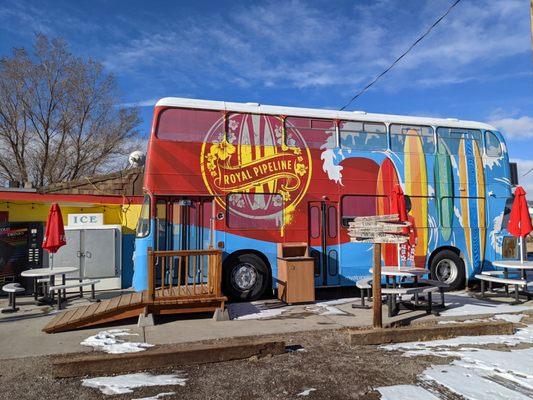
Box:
1, 0, 532, 188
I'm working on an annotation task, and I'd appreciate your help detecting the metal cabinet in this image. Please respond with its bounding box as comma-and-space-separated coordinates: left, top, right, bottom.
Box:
49, 226, 121, 290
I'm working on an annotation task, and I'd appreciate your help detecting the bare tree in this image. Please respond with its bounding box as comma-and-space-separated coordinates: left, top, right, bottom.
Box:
0, 34, 140, 187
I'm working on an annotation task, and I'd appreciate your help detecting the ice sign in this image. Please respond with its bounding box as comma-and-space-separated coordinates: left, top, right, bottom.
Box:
68, 213, 104, 227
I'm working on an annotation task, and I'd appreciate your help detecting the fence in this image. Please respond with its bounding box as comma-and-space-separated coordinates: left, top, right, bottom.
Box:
147, 248, 223, 301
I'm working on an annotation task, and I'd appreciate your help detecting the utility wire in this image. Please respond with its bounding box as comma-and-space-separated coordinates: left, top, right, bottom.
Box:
339, 0, 462, 111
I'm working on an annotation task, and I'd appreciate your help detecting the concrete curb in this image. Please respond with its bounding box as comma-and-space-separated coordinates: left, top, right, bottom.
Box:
347, 321, 515, 345
52, 338, 285, 378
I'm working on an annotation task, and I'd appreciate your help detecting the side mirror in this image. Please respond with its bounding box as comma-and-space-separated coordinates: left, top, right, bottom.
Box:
509, 162, 519, 186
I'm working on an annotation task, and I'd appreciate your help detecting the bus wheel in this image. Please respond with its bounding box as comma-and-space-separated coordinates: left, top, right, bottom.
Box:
430, 249, 465, 291
223, 253, 269, 301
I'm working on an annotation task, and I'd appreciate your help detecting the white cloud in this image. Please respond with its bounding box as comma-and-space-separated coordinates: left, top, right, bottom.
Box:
118, 99, 158, 108
488, 116, 533, 139
1, 0, 530, 99
511, 158, 533, 193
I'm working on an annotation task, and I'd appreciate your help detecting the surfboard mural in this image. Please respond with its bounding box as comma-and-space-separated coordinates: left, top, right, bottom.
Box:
404, 132, 428, 267
458, 138, 486, 270
376, 157, 400, 265
434, 143, 453, 241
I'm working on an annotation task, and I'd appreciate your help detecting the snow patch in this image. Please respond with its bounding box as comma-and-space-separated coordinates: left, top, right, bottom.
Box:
297, 388, 316, 396
228, 302, 289, 320
376, 384, 439, 400
381, 325, 533, 400
306, 297, 359, 316
80, 329, 153, 354
439, 292, 533, 317
424, 364, 532, 400
381, 324, 533, 354
82, 372, 187, 395
494, 313, 527, 323
132, 392, 176, 400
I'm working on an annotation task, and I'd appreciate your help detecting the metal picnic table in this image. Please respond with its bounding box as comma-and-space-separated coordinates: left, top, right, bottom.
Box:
20, 267, 79, 304
368, 267, 445, 316
491, 260, 533, 300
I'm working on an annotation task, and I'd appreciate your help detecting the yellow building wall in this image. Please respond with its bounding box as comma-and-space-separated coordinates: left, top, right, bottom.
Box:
0, 201, 141, 233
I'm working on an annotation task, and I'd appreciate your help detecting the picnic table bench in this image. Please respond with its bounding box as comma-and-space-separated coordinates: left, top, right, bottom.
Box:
476, 260, 533, 303
354, 275, 448, 317
49, 279, 100, 310
475, 274, 526, 303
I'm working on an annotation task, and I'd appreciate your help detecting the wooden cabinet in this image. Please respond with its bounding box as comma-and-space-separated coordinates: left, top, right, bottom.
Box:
277, 243, 315, 304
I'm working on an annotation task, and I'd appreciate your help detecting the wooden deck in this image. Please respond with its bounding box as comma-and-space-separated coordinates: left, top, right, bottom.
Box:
43, 249, 226, 333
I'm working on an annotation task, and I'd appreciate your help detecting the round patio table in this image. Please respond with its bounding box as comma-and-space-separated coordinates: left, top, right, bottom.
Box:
21, 267, 79, 303
369, 267, 429, 285
369, 267, 430, 278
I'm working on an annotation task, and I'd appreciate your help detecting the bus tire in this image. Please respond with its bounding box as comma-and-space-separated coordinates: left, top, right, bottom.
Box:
223, 253, 269, 301
430, 249, 465, 291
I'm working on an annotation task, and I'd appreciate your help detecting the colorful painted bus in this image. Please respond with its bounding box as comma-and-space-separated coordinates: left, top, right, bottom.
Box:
133, 97, 519, 300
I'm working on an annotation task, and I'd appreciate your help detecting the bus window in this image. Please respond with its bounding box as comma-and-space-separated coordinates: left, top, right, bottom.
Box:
157, 108, 223, 142
437, 128, 482, 155
341, 195, 385, 227
136, 195, 151, 238
310, 206, 320, 238
227, 193, 283, 229
285, 117, 335, 149
390, 124, 435, 154
340, 121, 387, 152
485, 131, 502, 157
327, 206, 337, 238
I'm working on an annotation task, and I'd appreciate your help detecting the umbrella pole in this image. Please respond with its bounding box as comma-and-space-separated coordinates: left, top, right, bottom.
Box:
520, 236, 524, 264
397, 244, 401, 269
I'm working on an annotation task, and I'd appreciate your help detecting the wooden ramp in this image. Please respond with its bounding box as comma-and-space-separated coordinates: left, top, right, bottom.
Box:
43, 249, 227, 333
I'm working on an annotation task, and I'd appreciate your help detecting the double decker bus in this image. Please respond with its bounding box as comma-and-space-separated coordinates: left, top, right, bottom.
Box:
133, 97, 518, 300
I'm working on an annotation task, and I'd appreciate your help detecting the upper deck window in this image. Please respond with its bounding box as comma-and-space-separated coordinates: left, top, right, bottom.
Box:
485, 131, 502, 157
437, 127, 482, 155
157, 108, 223, 142
340, 121, 387, 152
390, 124, 435, 154
285, 117, 336, 149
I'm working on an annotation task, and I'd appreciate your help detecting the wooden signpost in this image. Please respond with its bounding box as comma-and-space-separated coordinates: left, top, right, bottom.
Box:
348, 214, 410, 328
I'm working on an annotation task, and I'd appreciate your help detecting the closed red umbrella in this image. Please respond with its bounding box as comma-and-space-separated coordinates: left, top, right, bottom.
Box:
42, 203, 66, 255
390, 184, 408, 222
508, 186, 532, 263
389, 184, 409, 267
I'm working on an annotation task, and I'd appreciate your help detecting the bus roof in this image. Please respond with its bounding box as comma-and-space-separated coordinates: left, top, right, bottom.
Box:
156, 97, 497, 131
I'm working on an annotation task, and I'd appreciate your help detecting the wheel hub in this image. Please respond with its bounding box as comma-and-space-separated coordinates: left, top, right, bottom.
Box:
435, 259, 458, 284
232, 263, 257, 291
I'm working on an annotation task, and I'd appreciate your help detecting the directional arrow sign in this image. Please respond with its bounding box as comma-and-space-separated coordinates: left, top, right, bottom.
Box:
348, 214, 410, 244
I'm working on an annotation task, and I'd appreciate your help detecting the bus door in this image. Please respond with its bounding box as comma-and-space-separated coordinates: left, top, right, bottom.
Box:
170, 197, 214, 284
308, 201, 340, 286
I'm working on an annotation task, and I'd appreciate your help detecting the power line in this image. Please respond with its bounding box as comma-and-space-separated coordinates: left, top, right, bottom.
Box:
339, 0, 462, 111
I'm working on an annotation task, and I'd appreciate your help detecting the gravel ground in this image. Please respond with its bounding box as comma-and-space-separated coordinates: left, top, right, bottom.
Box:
0, 329, 451, 400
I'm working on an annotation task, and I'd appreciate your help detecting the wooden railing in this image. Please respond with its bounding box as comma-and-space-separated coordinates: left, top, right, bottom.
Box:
147, 248, 223, 301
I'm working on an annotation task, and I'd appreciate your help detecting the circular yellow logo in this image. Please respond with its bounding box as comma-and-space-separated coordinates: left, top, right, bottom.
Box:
200, 113, 312, 224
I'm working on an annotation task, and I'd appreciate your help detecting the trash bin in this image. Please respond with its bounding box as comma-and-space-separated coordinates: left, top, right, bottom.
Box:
277, 243, 315, 304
